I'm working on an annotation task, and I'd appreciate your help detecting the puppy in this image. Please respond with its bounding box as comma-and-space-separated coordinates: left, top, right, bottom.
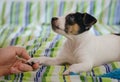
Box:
27, 12, 120, 75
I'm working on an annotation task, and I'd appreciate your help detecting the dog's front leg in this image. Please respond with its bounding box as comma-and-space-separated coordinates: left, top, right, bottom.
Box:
27, 56, 66, 66
63, 62, 93, 75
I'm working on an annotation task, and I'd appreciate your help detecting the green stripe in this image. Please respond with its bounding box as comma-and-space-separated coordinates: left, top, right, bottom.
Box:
96, 24, 111, 34
13, 2, 16, 25
5, 74, 15, 81
10, 2, 16, 24
53, 0, 58, 16
109, 0, 116, 25
104, 24, 113, 33
34, 49, 43, 57
19, 2, 24, 25
94, 24, 102, 35
101, 77, 112, 82
37, 2, 40, 21
87, 76, 93, 82
62, 1, 66, 15
29, 2, 32, 24
93, 67, 102, 76
0, 27, 10, 47
93, 0, 97, 15
83, 1, 88, 12
77, 1, 84, 12
1, 2, 6, 25
76, 2, 79, 12
47, 66, 55, 77
80, 76, 85, 82
42, 66, 50, 81
59, 66, 64, 82
99, 0, 104, 23
46, 1, 52, 23
16, 36, 22, 45
22, 72, 31, 80
64, 1, 73, 13
111, 62, 119, 70
81, 76, 113, 82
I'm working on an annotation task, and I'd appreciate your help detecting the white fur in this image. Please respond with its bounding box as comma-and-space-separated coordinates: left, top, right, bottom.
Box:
28, 16, 120, 75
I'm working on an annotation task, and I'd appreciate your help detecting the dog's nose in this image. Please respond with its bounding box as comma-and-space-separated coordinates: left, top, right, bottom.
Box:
51, 17, 58, 22
51, 17, 58, 30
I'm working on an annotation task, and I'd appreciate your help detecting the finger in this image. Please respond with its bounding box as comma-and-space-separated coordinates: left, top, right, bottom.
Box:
18, 63, 33, 72
14, 47, 31, 60
12, 60, 22, 67
32, 63, 39, 70
10, 67, 22, 74
16, 56, 27, 63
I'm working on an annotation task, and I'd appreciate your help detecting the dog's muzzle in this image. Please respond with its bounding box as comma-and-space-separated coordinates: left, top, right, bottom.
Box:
51, 17, 59, 30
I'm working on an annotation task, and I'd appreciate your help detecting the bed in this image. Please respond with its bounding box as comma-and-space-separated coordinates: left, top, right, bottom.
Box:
0, 0, 120, 82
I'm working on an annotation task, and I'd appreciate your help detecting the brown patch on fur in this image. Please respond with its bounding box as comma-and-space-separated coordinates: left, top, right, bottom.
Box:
67, 24, 80, 35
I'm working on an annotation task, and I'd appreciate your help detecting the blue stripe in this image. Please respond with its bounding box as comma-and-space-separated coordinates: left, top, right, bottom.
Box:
89, 1, 94, 15
81, 1, 84, 12
10, 26, 25, 45
35, 66, 47, 82
50, 1, 54, 17
63, 65, 67, 82
104, 64, 110, 73
114, 0, 120, 24
20, 73, 23, 82
59, 1, 64, 16
25, 2, 30, 26
99, 77, 102, 82
10, 2, 14, 24
93, 27, 100, 36
107, 0, 112, 25
104, 64, 109, 73
92, 69, 95, 76
92, 76, 97, 82
106, 64, 111, 72
16, 2, 20, 25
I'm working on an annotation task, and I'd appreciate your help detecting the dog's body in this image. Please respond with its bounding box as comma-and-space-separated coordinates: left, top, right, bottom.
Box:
28, 12, 120, 75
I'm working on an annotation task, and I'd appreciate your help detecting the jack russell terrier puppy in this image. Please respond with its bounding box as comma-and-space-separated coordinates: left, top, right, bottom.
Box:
27, 12, 120, 75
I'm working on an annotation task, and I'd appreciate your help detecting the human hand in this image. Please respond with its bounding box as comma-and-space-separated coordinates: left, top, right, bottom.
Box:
0, 46, 39, 76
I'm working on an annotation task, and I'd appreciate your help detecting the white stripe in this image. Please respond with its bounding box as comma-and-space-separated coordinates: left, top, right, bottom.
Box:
51, 66, 61, 82
70, 76, 82, 82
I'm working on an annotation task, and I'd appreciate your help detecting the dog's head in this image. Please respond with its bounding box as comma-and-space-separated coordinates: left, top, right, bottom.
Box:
51, 12, 97, 36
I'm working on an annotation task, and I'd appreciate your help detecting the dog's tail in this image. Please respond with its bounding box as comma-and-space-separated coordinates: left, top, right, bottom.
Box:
113, 33, 120, 36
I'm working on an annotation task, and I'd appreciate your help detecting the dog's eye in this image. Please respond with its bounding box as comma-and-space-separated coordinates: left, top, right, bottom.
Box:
66, 15, 75, 25
70, 31, 73, 33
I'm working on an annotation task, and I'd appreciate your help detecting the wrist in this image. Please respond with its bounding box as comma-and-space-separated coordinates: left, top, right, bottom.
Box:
0, 48, 3, 55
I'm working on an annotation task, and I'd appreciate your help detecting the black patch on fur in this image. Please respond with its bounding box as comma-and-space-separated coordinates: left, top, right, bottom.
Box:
26, 62, 35, 66
114, 33, 120, 36
65, 12, 97, 34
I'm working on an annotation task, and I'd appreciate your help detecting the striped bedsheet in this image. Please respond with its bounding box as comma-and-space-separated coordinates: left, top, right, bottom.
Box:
0, 0, 120, 82
0, 24, 120, 82
0, 0, 120, 26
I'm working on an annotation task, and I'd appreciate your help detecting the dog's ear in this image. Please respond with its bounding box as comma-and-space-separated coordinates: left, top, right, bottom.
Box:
83, 13, 97, 29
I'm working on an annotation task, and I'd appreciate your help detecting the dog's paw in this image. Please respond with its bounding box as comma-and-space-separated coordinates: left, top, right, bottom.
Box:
63, 69, 77, 75
63, 69, 70, 75
63, 64, 80, 75
27, 58, 41, 66
63, 70, 78, 75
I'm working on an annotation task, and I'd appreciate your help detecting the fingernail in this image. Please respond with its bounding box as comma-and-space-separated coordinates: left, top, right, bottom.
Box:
20, 65, 24, 69
11, 67, 16, 73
